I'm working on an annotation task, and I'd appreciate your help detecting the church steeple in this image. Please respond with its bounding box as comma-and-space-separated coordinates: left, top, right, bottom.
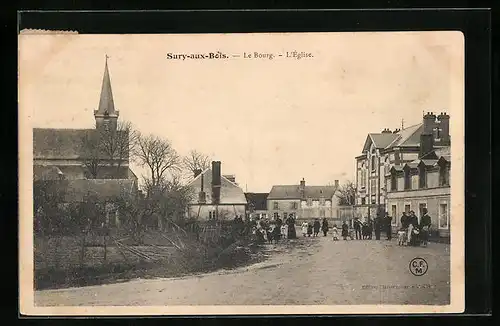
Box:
94, 55, 119, 131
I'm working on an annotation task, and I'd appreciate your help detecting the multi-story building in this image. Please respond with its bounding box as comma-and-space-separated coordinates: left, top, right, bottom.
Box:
354, 112, 450, 219
267, 178, 339, 222
385, 134, 451, 239
186, 161, 248, 221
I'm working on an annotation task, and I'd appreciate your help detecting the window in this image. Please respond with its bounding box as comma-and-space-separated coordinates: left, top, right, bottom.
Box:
361, 198, 366, 205
320, 209, 325, 217
209, 211, 212, 219
273, 212, 279, 220
404, 204, 411, 214
290, 202, 298, 210
371, 155, 376, 171
418, 203, 427, 223
283, 212, 287, 219
384, 157, 390, 175
391, 172, 397, 191
307, 198, 312, 206
391, 205, 397, 226
439, 164, 450, 186
404, 168, 411, 190
439, 203, 449, 229
273, 202, 279, 210
419, 165, 427, 188
319, 198, 325, 206
370, 179, 377, 195
433, 127, 442, 141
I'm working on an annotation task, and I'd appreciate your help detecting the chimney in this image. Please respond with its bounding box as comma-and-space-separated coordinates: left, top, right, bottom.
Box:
211, 161, 221, 204
436, 111, 450, 145
423, 111, 437, 134
299, 178, 306, 199
334, 180, 339, 188
198, 172, 206, 203
381, 128, 392, 134
419, 133, 434, 159
194, 169, 202, 178
393, 128, 400, 134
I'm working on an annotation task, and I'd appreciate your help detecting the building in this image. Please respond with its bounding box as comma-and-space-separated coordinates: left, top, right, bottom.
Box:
33, 57, 138, 183
32, 58, 139, 228
186, 161, 248, 220
354, 112, 450, 219
267, 178, 339, 222
244, 192, 268, 220
385, 132, 451, 238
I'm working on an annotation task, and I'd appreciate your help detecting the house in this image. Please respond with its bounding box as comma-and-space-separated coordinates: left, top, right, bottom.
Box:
33, 57, 137, 184
385, 131, 451, 238
267, 178, 339, 222
244, 192, 268, 220
186, 161, 248, 221
354, 112, 450, 219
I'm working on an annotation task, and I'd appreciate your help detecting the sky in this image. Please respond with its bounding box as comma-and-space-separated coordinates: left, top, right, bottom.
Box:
19, 31, 464, 192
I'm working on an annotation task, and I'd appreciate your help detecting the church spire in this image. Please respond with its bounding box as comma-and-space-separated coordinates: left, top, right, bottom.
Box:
94, 55, 119, 130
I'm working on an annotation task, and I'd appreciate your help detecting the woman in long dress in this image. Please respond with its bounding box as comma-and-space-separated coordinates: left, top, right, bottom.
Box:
286, 214, 297, 239
341, 221, 349, 240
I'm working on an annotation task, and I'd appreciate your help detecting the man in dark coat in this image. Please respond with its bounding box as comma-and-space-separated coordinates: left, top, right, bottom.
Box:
321, 218, 329, 236
313, 219, 321, 237
385, 212, 393, 240
419, 208, 432, 247
408, 211, 420, 246
401, 212, 409, 229
341, 221, 349, 240
373, 216, 381, 240
354, 218, 362, 240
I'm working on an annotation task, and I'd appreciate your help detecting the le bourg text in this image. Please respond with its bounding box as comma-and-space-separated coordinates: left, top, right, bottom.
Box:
166, 51, 313, 61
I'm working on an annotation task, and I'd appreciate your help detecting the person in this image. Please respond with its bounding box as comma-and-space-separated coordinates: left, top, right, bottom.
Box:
420, 208, 432, 247
321, 218, 329, 236
286, 214, 297, 239
367, 218, 373, 239
408, 211, 420, 246
331, 224, 339, 240
313, 218, 321, 237
301, 221, 309, 237
401, 212, 409, 229
385, 212, 393, 240
354, 218, 362, 240
341, 221, 349, 240
373, 216, 381, 240
307, 223, 313, 237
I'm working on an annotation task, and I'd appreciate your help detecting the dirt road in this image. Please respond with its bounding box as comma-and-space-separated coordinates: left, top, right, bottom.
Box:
35, 234, 450, 306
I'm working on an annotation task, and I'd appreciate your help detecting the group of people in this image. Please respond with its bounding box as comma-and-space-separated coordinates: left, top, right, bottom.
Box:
301, 218, 330, 237
252, 214, 298, 243
398, 208, 432, 247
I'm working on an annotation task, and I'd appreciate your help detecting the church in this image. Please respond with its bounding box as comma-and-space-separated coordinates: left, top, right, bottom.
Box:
33, 58, 138, 208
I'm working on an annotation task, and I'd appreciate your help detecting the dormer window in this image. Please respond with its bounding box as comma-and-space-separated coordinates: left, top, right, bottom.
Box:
404, 167, 411, 190
439, 162, 450, 186
419, 164, 427, 188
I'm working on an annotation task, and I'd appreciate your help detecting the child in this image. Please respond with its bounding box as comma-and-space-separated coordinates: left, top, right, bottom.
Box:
301, 221, 309, 237
331, 225, 339, 241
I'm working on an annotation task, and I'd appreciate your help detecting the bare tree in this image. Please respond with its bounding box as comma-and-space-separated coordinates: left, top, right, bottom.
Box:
99, 120, 138, 178
336, 180, 356, 206
182, 150, 210, 176
81, 132, 103, 179
134, 134, 181, 194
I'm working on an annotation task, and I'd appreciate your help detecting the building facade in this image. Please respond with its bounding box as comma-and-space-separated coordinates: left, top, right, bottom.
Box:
186, 161, 248, 221
267, 178, 339, 222
354, 112, 450, 219
385, 142, 451, 238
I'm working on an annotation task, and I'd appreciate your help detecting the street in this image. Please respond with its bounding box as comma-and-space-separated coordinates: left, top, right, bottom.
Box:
35, 232, 450, 306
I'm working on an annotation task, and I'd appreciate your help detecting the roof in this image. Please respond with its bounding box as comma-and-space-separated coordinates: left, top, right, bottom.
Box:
387, 123, 423, 148
187, 167, 247, 205
267, 185, 301, 199
33, 128, 96, 159
365, 133, 398, 150
268, 184, 338, 200
245, 193, 268, 211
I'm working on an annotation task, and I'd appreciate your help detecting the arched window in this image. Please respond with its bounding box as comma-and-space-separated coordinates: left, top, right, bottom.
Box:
419, 164, 427, 188
384, 157, 390, 175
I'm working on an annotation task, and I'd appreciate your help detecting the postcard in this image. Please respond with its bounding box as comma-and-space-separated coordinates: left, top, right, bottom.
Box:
19, 31, 465, 315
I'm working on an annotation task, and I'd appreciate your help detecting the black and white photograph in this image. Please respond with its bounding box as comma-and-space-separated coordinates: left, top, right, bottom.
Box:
18, 31, 465, 315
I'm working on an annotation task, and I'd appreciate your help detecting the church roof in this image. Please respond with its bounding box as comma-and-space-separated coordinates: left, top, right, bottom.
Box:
95, 57, 117, 116
386, 123, 423, 148
33, 128, 95, 159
